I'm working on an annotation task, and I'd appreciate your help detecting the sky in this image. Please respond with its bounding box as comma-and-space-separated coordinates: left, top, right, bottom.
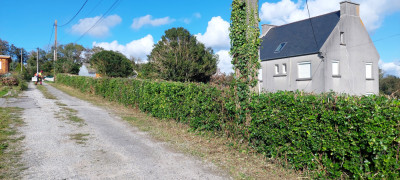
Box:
0, 0, 399, 76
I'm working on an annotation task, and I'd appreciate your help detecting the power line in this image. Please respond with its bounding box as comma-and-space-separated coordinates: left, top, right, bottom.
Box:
59, 0, 89, 27
85, 0, 104, 17
74, 0, 121, 43
306, 0, 318, 49
304, 0, 320, 90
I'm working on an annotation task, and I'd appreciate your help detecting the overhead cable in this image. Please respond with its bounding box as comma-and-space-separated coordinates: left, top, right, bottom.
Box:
59, 0, 89, 27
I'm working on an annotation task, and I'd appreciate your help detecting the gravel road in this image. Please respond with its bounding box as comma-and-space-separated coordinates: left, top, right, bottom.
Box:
5, 82, 230, 179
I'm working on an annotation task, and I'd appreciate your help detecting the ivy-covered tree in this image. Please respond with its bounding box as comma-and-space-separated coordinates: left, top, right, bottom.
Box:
230, 0, 260, 125
90, 50, 133, 78
148, 27, 218, 83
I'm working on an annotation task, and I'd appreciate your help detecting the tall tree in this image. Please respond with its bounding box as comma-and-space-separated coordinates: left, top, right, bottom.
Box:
26, 48, 50, 75
148, 27, 218, 83
90, 50, 133, 78
0, 39, 10, 55
380, 74, 400, 98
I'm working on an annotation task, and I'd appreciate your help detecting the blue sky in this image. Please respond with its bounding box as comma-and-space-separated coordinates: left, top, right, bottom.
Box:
0, 0, 399, 76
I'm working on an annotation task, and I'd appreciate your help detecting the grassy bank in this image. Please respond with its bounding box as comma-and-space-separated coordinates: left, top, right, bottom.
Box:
0, 107, 24, 179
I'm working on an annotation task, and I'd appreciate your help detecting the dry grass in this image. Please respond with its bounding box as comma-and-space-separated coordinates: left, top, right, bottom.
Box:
0, 107, 25, 179
50, 83, 305, 180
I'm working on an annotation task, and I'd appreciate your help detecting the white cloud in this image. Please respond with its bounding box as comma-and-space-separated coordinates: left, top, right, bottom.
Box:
71, 15, 121, 37
216, 50, 233, 74
131, 15, 175, 30
260, 0, 400, 32
92, 34, 154, 61
196, 16, 230, 50
379, 60, 400, 77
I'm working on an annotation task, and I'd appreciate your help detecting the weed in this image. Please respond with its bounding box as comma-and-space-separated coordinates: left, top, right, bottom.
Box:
55, 101, 67, 107
69, 133, 90, 144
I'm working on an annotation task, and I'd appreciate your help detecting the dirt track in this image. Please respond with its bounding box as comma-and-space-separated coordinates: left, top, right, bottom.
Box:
4, 82, 230, 179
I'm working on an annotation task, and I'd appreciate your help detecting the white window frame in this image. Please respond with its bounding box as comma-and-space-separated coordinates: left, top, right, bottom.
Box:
298, 62, 311, 79
332, 60, 340, 77
340, 32, 345, 45
258, 69, 263, 81
282, 63, 287, 74
274, 64, 279, 75
366, 62, 373, 79
0, 62, 2, 70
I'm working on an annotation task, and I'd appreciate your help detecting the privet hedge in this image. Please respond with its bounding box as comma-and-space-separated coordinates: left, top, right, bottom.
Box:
56, 74, 400, 178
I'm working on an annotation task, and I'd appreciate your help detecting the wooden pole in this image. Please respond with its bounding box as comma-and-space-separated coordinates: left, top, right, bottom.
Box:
54, 20, 57, 81
37, 48, 39, 74
54, 20, 57, 62
20, 49, 22, 72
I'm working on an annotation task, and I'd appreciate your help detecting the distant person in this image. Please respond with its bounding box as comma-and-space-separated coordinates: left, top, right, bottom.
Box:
35, 70, 43, 85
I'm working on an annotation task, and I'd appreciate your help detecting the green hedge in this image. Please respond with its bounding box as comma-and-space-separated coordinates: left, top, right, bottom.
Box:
56, 74, 400, 178
56, 75, 224, 131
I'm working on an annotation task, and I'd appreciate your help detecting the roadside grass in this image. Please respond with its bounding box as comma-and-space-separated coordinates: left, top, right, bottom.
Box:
69, 133, 90, 145
0, 107, 25, 179
50, 83, 304, 180
0, 87, 8, 97
36, 85, 57, 99
0, 86, 22, 98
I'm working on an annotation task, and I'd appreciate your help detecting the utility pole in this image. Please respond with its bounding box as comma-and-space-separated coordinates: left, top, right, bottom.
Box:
54, 20, 57, 62
20, 49, 22, 72
54, 20, 57, 80
37, 48, 39, 74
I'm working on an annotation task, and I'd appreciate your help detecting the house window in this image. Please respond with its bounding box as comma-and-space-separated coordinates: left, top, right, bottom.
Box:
340, 32, 345, 45
366, 62, 373, 79
274, 42, 287, 53
0, 62, 2, 70
258, 69, 263, 81
332, 61, 340, 77
282, 63, 287, 74
298, 62, 311, 79
274, 64, 279, 74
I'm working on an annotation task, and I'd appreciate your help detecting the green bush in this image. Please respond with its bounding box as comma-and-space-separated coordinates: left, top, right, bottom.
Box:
56, 74, 400, 178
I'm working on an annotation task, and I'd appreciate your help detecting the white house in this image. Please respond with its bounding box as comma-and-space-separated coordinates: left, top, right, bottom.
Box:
259, 1, 379, 95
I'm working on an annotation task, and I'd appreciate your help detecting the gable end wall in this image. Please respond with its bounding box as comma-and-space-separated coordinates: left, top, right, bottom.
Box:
319, 11, 380, 95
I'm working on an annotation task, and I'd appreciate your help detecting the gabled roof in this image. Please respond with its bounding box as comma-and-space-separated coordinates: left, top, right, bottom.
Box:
260, 11, 340, 61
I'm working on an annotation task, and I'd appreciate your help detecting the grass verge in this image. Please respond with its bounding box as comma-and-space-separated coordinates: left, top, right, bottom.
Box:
0, 87, 8, 97
50, 83, 304, 180
0, 107, 25, 179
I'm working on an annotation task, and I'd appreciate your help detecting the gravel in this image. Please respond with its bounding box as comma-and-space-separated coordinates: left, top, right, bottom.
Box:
8, 82, 230, 179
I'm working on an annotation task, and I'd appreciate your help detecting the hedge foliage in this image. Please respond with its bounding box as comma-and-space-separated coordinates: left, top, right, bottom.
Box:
57, 74, 400, 178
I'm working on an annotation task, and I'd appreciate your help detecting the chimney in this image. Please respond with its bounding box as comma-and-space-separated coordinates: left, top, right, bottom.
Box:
340, 1, 360, 17
261, 24, 275, 37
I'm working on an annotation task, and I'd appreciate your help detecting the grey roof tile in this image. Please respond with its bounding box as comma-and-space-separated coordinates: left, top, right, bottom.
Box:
260, 11, 340, 61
